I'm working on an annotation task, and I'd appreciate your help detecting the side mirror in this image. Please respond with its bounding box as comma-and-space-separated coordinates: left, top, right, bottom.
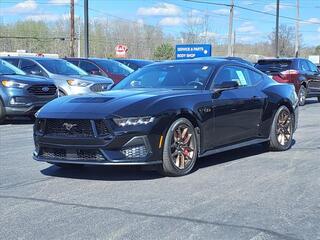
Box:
213, 81, 239, 97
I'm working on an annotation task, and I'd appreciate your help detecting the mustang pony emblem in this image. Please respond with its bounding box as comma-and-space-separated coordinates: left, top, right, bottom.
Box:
63, 123, 78, 131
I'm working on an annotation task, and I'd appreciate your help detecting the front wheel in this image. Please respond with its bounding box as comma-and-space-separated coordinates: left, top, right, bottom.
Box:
269, 106, 293, 151
160, 118, 198, 176
0, 100, 5, 124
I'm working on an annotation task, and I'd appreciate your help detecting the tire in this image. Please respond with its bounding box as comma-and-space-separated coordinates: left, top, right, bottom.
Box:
298, 85, 307, 106
0, 100, 5, 124
51, 163, 84, 168
317, 96, 320, 102
269, 106, 293, 151
160, 118, 198, 177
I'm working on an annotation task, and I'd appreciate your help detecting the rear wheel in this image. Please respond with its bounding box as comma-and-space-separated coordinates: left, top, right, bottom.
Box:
0, 100, 5, 124
317, 96, 320, 102
160, 118, 198, 176
298, 85, 307, 106
269, 106, 293, 151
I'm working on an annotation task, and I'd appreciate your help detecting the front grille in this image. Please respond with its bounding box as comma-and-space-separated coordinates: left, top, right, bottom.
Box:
90, 83, 110, 92
28, 84, 57, 96
95, 120, 109, 135
45, 119, 93, 137
40, 147, 104, 161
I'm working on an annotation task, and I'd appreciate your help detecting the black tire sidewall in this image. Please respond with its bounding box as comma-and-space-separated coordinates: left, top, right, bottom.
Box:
0, 100, 5, 124
161, 118, 198, 176
269, 106, 293, 151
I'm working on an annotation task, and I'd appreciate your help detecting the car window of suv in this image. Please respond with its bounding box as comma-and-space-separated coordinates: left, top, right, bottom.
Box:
214, 66, 251, 87
20, 59, 45, 76
299, 60, 310, 72
3, 58, 19, 67
68, 60, 79, 66
79, 61, 100, 74
306, 60, 319, 72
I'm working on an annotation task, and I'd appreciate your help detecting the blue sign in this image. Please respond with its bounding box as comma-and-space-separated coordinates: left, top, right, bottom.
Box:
176, 44, 212, 60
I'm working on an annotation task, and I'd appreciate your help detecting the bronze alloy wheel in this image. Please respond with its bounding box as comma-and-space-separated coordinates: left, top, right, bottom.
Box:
170, 123, 195, 170
276, 108, 292, 146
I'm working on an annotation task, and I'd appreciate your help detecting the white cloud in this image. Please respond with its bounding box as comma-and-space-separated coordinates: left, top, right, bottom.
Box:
305, 18, 320, 24
159, 17, 183, 26
49, 0, 78, 5
237, 22, 256, 33
264, 3, 292, 12
8, 0, 37, 14
137, 3, 181, 16
212, 8, 230, 16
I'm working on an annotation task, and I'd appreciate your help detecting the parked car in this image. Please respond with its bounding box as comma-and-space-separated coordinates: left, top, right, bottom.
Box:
113, 59, 154, 71
317, 64, 320, 71
255, 58, 320, 105
65, 58, 133, 84
1, 57, 114, 96
33, 59, 298, 176
0, 59, 57, 123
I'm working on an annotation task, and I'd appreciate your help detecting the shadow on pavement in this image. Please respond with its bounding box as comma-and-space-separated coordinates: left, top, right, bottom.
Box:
41, 142, 281, 181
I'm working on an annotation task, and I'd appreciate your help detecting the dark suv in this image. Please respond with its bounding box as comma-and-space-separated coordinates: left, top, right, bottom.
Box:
255, 58, 320, 105
65, 58, 133, 84
0, 60, 57, 123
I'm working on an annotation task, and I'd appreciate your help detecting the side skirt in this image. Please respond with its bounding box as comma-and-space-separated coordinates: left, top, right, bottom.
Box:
199, 138, 269, 158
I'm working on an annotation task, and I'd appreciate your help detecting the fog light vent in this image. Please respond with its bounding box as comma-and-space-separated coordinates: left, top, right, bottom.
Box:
121, 145, 148, 159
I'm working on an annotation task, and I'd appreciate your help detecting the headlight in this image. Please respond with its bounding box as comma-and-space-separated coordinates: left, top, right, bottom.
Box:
67, 79, 91, 87
1, 80, 28, 88
113, 116, 155, 127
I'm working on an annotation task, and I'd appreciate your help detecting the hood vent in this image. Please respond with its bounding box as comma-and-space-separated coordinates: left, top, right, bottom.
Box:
69, 97, 113, 103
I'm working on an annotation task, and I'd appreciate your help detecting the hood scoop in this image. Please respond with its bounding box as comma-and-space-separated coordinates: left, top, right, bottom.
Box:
69, 97, 113, 103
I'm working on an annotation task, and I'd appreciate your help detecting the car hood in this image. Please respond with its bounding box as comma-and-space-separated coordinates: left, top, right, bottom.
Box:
37, 89, 202, 119
50, 74, 113, 84
0, 74, 54, 85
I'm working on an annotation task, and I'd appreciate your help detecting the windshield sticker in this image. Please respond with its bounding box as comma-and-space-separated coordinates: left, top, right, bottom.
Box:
235, 70, 247, 85
202, 66, 208, 70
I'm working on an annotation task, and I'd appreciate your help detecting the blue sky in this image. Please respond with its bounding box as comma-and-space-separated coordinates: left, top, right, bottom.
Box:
1, 0, 320, 46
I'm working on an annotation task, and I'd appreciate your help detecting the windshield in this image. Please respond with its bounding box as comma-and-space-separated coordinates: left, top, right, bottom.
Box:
255, 60, 293, 73
94, 59, 134, 76
113, 63, 214, 90
0, 60, 26, 75
36, 59, 88, 75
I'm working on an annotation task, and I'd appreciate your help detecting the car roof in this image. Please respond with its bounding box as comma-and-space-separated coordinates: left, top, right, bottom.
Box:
1, 56, 64, 61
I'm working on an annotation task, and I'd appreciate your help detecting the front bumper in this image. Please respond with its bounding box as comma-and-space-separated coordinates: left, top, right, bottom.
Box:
33, 118, 164, 166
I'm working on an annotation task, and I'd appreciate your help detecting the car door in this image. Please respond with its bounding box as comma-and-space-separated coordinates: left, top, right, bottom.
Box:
306, 60, 320, 95
211, 65, 265, 148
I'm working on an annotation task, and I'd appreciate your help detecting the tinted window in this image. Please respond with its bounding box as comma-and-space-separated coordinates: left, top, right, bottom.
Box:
67, 60, 79, 66
214, 66, 251, 87
113, 63, 214, 90
306, 60, 318, 72
248, 70, 264, 85
94, 59, 134, 76
20, 59, 45, 76
299, 60, 310, 71
80, 61, 100, 73
3, 58, 19, 67
255, 60, 293, 73
0, 60, 26, 75
36, 59, 88, 75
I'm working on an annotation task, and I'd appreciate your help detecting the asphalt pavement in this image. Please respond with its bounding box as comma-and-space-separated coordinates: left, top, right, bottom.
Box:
0, 99, 319, 240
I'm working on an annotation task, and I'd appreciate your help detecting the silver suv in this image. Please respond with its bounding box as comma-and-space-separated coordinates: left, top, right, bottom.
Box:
1, 57, 114, 96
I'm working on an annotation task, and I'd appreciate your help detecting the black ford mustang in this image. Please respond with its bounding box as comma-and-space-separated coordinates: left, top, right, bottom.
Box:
33, 59, 298, 176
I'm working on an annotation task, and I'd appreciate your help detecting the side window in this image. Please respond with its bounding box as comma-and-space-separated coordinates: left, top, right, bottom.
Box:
214, 66, 251, 87
4, 58, 19, 66
79, 61, 100, 74
300, 60, 310, 71
307, 60, 318, 72
20, 60, 45, 76
248, 70, 264, 86
68, 60, 79, 66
